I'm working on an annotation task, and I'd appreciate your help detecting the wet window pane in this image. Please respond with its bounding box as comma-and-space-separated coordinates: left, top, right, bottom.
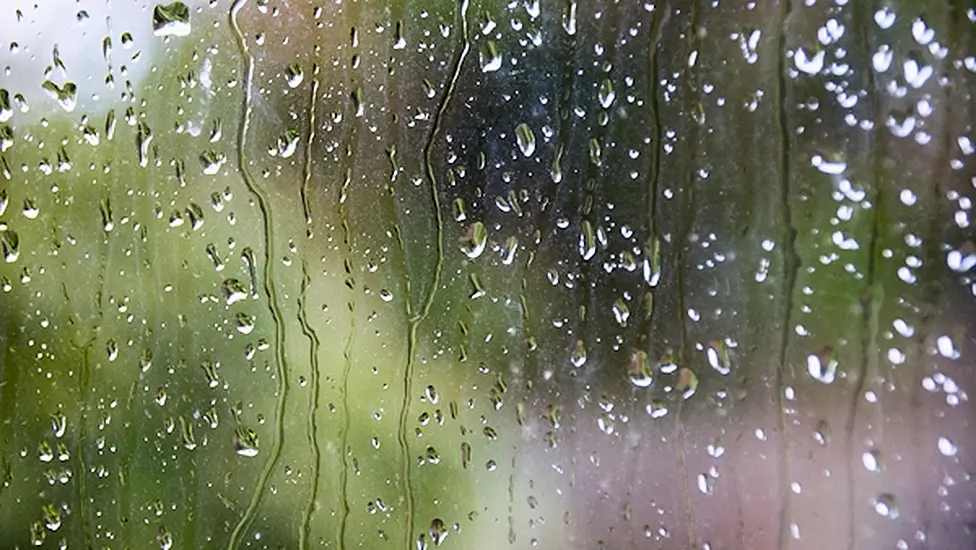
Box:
1, 1, 973, 549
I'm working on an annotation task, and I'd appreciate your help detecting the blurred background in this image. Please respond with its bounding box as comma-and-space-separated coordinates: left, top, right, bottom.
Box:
0, 0, 973, 548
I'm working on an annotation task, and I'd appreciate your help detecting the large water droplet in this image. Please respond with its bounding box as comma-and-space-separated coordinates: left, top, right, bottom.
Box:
480, 41, 502, 72
153, 2, 191, 37
459, 222, 488, 259
41, 81, 77, 112
515, 123, 536, 157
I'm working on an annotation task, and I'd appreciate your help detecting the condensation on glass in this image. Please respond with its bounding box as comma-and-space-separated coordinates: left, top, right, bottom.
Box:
0, 1, 973, 549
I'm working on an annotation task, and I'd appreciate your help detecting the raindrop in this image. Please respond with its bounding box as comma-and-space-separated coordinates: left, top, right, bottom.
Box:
862, 449, 883, 472
222, 278, 248, 305
612, 298, 629, 327
235, 312, 255, 334
153, 2, 191, 37
515, 123, 536, 157
598, 79, 616, 109
284, 63, 304, 88
41, 504, 61, 532
793, 47, 825, 75
1, 229, 20, 263
429, 518, 448, 546
706, 340, 731, 375
40, 81, 77, 112
233, 426, 259, 457
480, 41, 502, 73
0, 89, 11, 122
579, 220, 596, 261
627, 350, 652, 388
937, 436, 957, 457
570, 339, 587, 368
200, 149, 226, 175
806, 347, 838, 384
50, 412, 67, 438
677, 367, 698, 399
873, 493, 900, 519
459, 222, 488, 259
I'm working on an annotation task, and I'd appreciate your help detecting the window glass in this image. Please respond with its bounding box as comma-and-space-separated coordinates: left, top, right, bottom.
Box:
0, 1, 973, 548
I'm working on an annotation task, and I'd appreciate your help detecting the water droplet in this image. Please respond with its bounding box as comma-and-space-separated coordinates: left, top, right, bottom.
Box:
873, 493, 900, 519
235, 312, 255, 334
598, 79, 616, 109
200, 149, 226, 175
562, 1, 577, 35
627, 350, 652, 388
429, 518, 448, 546
452, 198, 468, 222
588, 138, 602, 166
579, 220, 596, 261
222, 278, 248, 305
0, 89, 12, 122
806, 347, 838, 384
937, 436, 957, 457
351, 86, 365, 117
706, 340, 731, 375
497, 235, 517, 265
284, 63, 304, 88
30, 521, 45, 546
42, 503, 61, 532
480, 41, 502, 72
862, 449, 883, 472
697, 473, 715, 495
270, 129, 299, 158
40, 81, 77, 112
612, 298, 630, 327
677, 367, 698, 399
50, 412, 67, 438
570, 339, 587, 367
515, 123, 536, 157
1, 229, 19, 262
459, 222, 488, 259
106, 340, 119, 362
38, 441, 54, 463
153, 2, 191, 37
234, 426, 259, 457
793, 47, 825, 75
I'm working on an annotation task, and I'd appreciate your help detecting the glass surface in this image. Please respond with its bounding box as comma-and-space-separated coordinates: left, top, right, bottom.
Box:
0, 1, 973, 548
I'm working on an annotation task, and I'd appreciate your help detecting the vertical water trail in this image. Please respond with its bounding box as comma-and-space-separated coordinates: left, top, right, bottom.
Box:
226, 1, 291, 547
396, 0, 470, 546
774, 1, 798, 547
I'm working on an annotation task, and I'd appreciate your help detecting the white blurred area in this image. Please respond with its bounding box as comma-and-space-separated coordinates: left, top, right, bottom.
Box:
0, 0, 208, 126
